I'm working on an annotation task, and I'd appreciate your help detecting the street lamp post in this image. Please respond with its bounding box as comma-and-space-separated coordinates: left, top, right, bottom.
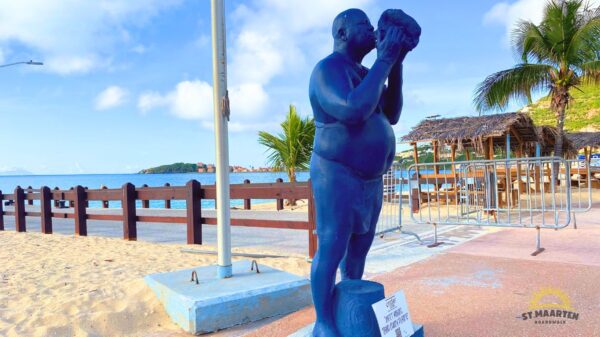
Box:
0, 60, 44, 68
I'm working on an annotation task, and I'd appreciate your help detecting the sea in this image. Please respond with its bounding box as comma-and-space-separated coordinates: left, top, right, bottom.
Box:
0, 172, 310, 209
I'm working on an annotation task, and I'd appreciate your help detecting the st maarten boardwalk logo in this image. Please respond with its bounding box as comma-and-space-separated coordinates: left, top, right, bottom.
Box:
519, 287, 580, 325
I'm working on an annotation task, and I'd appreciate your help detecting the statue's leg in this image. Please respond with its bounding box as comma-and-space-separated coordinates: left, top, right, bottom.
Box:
340, 180, 383, 280
310, 155, 355, 337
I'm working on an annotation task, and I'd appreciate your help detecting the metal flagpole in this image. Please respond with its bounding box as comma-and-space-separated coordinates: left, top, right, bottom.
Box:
211, 0, 232, 278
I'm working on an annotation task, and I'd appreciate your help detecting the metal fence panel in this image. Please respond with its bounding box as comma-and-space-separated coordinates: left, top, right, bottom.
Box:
407, 157, 572, 229
376, 162, 405, 235
564, 159, 593, 213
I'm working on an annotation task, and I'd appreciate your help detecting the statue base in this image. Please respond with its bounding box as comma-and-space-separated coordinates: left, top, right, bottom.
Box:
289, 280, 424, 337
334, 280, 385, 336
289, 323, 424, 337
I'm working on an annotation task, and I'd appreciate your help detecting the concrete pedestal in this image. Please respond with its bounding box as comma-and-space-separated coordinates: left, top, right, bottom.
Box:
145, 260, 312, 335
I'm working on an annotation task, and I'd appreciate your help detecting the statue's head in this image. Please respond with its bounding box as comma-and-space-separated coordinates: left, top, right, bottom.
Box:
378, 9, 421, 51
332, 9, 376, 56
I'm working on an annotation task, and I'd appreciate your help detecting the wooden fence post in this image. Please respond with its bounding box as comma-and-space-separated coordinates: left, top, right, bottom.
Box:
307, 180, 317, 259
40, 186, 52, 234
53, 187, 60, 208
0, 190, 4, 231
186, 180, 202, 244
69, 187, 75, 208
122, 183, 137, 240
164, 183, 171, 209
14, 186, 26, 232
101, 186, 109, 208
74, 185, 87, 236
83, 187, 90, 207
141, 184, 150, 208
276, 178, 284, 211
243, 179, 251, 210
26, 186, 33, 205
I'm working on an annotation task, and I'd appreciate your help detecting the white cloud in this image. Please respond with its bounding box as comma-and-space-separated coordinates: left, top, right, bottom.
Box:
137, 80, 213, 120
170, 80, 214, 120
229, 83, 268, 118
138, 80, 269, 125
0, 0, 182, 74
95, 86, 128, 110
484, 0, 600, 43
131, 44, 147, 54
138, 91, 168, 113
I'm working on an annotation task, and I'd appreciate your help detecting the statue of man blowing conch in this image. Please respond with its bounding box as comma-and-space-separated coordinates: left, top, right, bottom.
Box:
308, 8, 420, 337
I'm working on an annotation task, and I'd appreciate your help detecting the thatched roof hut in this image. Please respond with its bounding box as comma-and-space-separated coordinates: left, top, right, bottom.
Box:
566, 132, 600, 150
401, 112, 538, 154
534, 126, 577, 157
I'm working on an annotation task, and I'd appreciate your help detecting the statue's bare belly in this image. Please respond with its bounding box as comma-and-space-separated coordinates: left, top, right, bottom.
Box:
313, 111, 396, 179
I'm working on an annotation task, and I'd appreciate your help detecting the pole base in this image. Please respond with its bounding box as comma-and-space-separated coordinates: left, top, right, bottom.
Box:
427, 242, 444, 248
531, 248, 545, 256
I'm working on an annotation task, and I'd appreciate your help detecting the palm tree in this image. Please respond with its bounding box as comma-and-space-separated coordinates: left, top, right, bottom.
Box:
474, 0, 600, 159
258, 104, 315, 206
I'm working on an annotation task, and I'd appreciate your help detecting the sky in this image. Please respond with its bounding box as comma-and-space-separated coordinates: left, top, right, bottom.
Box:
1, 0, 596, 175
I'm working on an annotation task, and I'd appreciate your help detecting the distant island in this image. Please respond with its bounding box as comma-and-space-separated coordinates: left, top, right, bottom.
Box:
0, 168, 34, 176
139, 162, 277, 174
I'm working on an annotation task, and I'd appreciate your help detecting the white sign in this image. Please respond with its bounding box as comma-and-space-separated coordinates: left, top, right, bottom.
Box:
578, 154, 600, 168
372, 290, 414, 337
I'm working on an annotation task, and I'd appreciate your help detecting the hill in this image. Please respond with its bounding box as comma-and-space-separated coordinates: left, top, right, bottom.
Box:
520, 84, 600, 132
139, 163, 197, 174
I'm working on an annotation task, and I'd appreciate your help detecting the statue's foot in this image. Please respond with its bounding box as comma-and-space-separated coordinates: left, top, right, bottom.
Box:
312, 321, 340, 337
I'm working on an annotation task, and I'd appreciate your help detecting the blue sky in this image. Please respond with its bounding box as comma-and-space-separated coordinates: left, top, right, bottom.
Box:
0, 0, 589, 174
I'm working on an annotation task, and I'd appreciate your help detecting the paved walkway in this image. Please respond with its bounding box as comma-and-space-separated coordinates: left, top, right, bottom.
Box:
247, 204, 600, 337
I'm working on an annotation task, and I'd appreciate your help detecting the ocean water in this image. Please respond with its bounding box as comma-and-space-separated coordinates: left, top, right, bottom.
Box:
0, 172, 310, 209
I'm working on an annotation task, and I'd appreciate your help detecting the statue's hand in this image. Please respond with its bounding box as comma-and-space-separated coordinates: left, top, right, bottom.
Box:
398, 34, 418, 62
377, 26, 403, 65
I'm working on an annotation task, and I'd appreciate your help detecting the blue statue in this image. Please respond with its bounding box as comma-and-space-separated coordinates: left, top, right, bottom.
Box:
308, 8, 420, 337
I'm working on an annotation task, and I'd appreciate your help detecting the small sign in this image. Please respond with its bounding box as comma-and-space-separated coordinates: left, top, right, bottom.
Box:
372, 290, 414, 337
578, 154, 600, 167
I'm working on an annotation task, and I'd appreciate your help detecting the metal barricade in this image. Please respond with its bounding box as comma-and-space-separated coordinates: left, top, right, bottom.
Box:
405, 157, 576, 253
562, 159, 593, 229
376, 162, 404, 236
564, 159, 593, 213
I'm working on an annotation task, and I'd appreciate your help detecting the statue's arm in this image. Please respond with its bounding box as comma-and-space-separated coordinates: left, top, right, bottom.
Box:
313, 59, 395, 125
383, 60, 403, 125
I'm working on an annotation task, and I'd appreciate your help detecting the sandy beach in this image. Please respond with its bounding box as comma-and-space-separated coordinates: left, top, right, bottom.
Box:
0, 231, 310, 337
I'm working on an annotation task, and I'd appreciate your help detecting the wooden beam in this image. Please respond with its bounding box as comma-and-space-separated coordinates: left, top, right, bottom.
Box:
487, 138, 494, 160
433, 141, 440, 174
411, 142, 419, 164
509, 126, 524, 148
585, 146, 591, 164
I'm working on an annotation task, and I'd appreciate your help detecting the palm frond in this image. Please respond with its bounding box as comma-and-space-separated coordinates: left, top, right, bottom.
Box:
513, 20, 553, 63
566, 6, 600, 66
474, 64, 555, 112
539, 0, 582, 64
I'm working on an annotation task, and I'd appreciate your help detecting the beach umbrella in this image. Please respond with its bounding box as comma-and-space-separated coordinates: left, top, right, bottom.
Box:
211, 0, 232, 279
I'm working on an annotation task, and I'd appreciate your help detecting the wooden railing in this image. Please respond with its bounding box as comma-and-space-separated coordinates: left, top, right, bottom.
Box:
0, 180, 318, 258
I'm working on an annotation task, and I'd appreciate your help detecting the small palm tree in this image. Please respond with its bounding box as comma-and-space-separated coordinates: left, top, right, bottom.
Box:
474, 0, 600, 158
258, 104, 315, 206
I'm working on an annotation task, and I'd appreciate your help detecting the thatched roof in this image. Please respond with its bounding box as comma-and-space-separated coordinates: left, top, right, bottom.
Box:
401, 112, 538, 151
535, 126, 577, 157
566, 132, 600, 150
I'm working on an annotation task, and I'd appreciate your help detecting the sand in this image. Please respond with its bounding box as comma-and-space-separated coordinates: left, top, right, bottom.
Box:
0, 231, 310, 337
